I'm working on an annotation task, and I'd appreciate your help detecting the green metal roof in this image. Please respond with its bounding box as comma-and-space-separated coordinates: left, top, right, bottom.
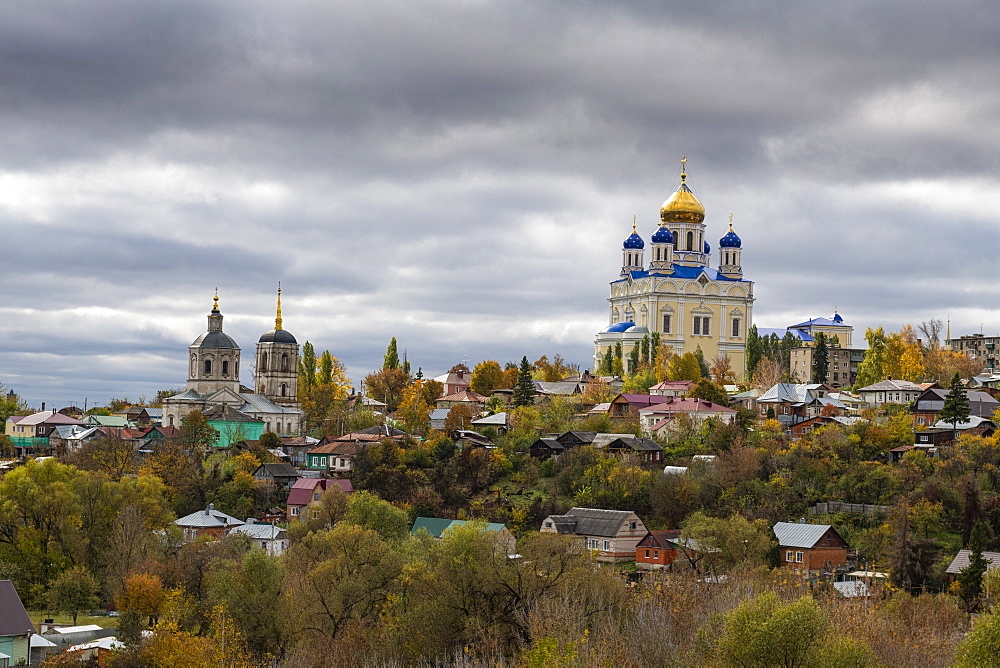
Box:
411, 517, 506, 538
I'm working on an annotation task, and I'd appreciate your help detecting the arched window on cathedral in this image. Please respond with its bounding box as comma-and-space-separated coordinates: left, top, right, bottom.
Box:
222, 360, 229, 376
265, 421, 271, 432
687, 231, 694, 250
168, 415, 174, 427
260, 352, 267, 371
281, 383, 287, 397
204, 360, 212, 375
655, 247, 660, 261
281, 354, 289, 371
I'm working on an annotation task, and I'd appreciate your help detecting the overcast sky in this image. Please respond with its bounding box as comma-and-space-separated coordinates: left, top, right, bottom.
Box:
2, 1, 999, 408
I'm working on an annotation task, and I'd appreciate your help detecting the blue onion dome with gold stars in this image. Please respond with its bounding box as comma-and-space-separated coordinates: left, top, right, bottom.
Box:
623, 224, 644, 249
651, 225, 674, 244
719, 218, 742, 248
704, 241, 711, 254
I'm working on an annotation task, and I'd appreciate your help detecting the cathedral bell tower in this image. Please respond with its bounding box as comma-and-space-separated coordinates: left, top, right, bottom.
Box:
188, 293, 241, 395
660, 156, 708, 268
255, 285, 300, 408
620, 218, 645, 277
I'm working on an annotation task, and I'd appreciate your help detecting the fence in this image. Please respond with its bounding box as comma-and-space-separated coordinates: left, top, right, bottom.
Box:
811, 501, 892, 515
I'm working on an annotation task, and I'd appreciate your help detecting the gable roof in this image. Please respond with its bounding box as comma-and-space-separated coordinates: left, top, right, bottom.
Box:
175, 505, 243, 529
255, 462, 298, 478
411, 517, 507, 538
606, 437, 663, 452
857, 379, 923, 393
231, 523, 286, 541
639, 397, 735, 414
773, 522, 843, 549
545, 507, 638, 537
946, 549, 1000, 574
439, 390, 488, 403
286, 478, 353, 506
640, 529, 682, 549
0, 580, 34, 637
15, 411, 84, 427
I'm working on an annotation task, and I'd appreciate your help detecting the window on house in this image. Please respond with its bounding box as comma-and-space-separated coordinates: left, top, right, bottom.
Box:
291, 507, 300, 516
630, 522, 636, 530
588, 538, 599, 550
662, 314, 672, 333
796, 551, 804, 563
603, 540, 610, 551
687, 231, 693, 250
313, 492, 321, 502
653, 550, 659, 558
786, 550, 794, 562
645, 549, 650, 558
321, 457, 327, 466
545, 521, 552, 528
281, 354, 289, 371
311, 510, 320, 520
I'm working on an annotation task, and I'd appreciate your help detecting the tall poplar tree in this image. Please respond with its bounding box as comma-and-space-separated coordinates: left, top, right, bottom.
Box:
299, 341, 317, 394
383, 338, 400, 370
318, 350, 334, 386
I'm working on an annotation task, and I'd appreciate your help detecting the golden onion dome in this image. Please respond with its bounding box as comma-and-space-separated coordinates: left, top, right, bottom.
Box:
660, 157, 705, 224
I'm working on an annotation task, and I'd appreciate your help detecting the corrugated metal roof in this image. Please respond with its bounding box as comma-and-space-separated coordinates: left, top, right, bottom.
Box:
175, 505, 243, 529
232, 523, 285, 540
411, 517, 507, 538
945, 549, 1000, 574
773, 522, 833, 548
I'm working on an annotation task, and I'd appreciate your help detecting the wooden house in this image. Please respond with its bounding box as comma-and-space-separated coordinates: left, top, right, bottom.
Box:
773, 522, 849, 572
540, 507, 647, 563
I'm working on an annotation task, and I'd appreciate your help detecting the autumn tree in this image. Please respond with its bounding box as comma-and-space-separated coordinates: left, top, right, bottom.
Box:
958, 523, 989, 611
884, 325, 925, 381
710, 353, 736, 386
471, 360, 504, 395
667, 352, 702, 382
444, 404, 478, 434
397, 381, 431, 433
363, 368, 410, 412
688, 379, 730, 407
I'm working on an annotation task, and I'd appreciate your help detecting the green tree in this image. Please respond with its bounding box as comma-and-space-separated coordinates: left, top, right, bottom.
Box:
649, 332, 660, 364
687, 378, 730, 407
940, 372, 970, 433
628, 345, 640, 374
180, 410, 219, 452
680, 512, 775, 571
46, 566, 100, 625
959, 523, 989, 611
812, 332, 829, 383
855, 327, 887, 387
208, 549, 290, 657
470, 360, 504, 395
612, 342, 625, 377
714, 592, 828, 668
343, 490, 410, 541
318, 350, 334, 386
745, 324, 762, 378
667, 352, 702, 382
513, 357, 536, 407
383, 337, 400, 370
299, 341, 317, 395
954, 610, 1000, 667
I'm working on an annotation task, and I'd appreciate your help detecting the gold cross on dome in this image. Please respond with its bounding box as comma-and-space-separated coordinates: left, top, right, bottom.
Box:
680, 155, 687, 182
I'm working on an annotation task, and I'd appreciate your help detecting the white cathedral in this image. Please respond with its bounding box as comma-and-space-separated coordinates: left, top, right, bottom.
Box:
161, 290, 304, 435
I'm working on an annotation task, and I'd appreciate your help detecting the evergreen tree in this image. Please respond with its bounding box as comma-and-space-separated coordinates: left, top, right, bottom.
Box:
416, 367, 423, 380
959, 523, 990, 611
628, 345, 640, 374
299, 341, 317, 394
745, 324, 762, 376
780, 332, 798, 372
512, 356, 536, 407
650, 332, 660, 364
940, 372, 971, 433
812, 333, 829, 383
640, 334, 650, 365
383, 337, 400, 370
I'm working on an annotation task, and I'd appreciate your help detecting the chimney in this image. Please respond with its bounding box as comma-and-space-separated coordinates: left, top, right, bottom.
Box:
207, 503, 215, 515
41, 402, 45, 411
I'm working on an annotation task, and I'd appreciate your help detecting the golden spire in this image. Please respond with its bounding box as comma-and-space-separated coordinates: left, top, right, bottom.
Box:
275, 283, 283, 330
632, 215, 637, 234
680, 155, 687, 183
212, 288, 219, 313
729, 212, 734, 231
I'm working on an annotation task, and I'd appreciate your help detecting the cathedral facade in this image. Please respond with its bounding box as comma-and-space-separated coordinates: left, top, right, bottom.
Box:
162, 290, 305, 436
594, 160, 755, 376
